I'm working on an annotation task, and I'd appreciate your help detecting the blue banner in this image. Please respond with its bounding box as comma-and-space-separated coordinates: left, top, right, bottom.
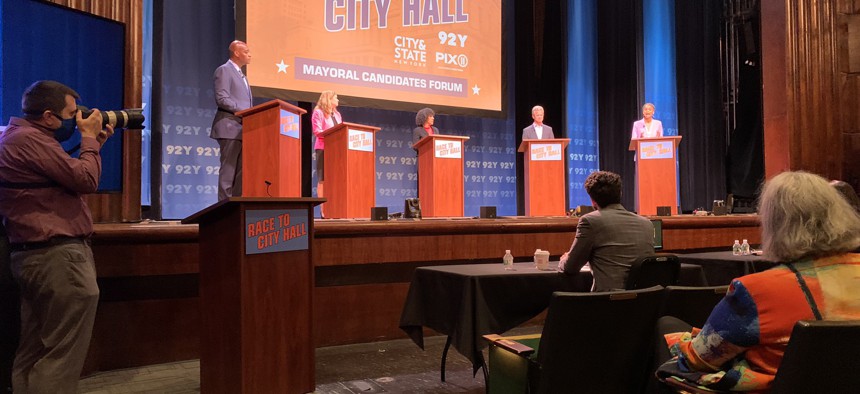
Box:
141, 0, 153, 205
160, 1, 234, 219
566, 0, 600, 207
643, 0, 678, 136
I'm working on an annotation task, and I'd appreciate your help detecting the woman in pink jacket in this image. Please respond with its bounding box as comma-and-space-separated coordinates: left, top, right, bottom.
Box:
311, 91, 342, 218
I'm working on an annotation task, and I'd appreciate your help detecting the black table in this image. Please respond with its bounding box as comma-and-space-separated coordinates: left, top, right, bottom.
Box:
398, 261, 706, 382
399, 262, 590, 382
678, 251, 778, 285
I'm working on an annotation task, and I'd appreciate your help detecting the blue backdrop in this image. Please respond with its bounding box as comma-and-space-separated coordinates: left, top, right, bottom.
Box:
158, 0, 516, 219
0, 0, 125, 191
566, 0, 600, 207
158, 0, 234, 219
643, 0, 678, 136
320, 108, 516, 218
141, 0, 153, 205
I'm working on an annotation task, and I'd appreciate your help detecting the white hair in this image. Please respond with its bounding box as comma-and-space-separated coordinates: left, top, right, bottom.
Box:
531, 105, 544, 114
759, 171, 860, 262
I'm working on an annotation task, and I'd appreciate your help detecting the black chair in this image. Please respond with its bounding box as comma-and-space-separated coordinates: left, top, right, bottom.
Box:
659, 320, 860, 394
770, 320, 860, 393
660, 285, 728, 328
626, 254, 680, 290
485, 286, 665, 394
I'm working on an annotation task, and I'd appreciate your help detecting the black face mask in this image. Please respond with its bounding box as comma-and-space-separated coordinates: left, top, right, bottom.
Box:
51, 112, 77, 142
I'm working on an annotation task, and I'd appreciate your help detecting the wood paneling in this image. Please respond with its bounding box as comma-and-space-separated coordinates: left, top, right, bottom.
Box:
314, 284, 411, 346
761, 1, 790, 178
49, 0, 143, 222
83, 216, 761, 374
84, 298, 199, 373
762, 0, 860, 189
839, 4, 860, 190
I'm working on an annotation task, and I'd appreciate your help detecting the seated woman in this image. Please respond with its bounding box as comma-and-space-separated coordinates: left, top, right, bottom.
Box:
655, 171, 860, 392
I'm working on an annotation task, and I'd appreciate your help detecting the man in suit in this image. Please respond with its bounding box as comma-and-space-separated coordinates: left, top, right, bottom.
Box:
559, 171, 654, 291
522, 105, 555, 140
211, 40, 252, 200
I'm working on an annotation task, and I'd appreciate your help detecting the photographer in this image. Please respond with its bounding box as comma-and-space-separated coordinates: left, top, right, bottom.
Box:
0, 80, 113, 393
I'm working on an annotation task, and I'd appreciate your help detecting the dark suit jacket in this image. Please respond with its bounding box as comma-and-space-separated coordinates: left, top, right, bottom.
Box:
522, 124, 555, 140
211, 61, 252, 140
412, 126, 440, 149
561, 204, 655, 291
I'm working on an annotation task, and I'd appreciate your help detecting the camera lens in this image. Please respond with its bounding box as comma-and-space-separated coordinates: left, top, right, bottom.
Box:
79, 107, 145, 129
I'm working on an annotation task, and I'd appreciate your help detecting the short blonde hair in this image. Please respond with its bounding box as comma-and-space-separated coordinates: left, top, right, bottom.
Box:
642, 103, 655, 111
315, 90, 337, 115
759, 171, 860, 262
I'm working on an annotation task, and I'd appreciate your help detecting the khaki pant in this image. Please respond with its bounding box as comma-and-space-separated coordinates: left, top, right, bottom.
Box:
10, 241, 99, 394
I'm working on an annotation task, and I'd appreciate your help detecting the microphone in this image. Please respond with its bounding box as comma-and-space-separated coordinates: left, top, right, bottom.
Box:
264, 180, 272, 197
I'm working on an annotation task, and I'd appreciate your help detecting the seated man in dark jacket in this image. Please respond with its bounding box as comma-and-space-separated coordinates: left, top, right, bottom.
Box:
559, 171, 654, 291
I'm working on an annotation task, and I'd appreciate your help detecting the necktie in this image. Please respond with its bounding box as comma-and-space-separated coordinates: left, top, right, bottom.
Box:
241, 74, 252, 106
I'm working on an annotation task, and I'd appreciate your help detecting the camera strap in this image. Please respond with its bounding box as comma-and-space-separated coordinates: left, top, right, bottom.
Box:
0, 180, 59, 189
65, 144, 81, 155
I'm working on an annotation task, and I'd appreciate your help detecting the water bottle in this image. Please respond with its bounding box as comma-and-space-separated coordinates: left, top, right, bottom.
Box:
503, 250, 514, 270
732, 240, 741, 256
741, 239, 750, 255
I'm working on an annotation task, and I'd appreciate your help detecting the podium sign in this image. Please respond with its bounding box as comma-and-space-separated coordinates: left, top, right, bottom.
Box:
434, 139, 463, 158
348, 128, 374, 152
244, 209, 309, 255
530, 143, 563, 161
638, 141, 674, 160
519, 138, 569, 216
279, 109, 300, 139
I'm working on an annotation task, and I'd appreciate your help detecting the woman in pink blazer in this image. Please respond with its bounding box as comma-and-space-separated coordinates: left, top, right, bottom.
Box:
311, 90, 342, 218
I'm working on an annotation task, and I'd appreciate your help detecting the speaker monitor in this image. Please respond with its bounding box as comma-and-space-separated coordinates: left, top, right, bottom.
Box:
370, 207, 388, 221
656, 206, 672, 216
479, 206, 497, 218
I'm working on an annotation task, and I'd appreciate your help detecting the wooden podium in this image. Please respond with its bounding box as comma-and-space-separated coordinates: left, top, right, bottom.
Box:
629, 136, 682, 215
519, 138, 569, 216
237, 100, 307, 198
413, 135, 470, 217
183, 197, 323, 394
318, 122, 380, 218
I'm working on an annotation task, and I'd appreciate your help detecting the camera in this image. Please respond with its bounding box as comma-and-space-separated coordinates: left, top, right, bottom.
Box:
79, 106, 145, 129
